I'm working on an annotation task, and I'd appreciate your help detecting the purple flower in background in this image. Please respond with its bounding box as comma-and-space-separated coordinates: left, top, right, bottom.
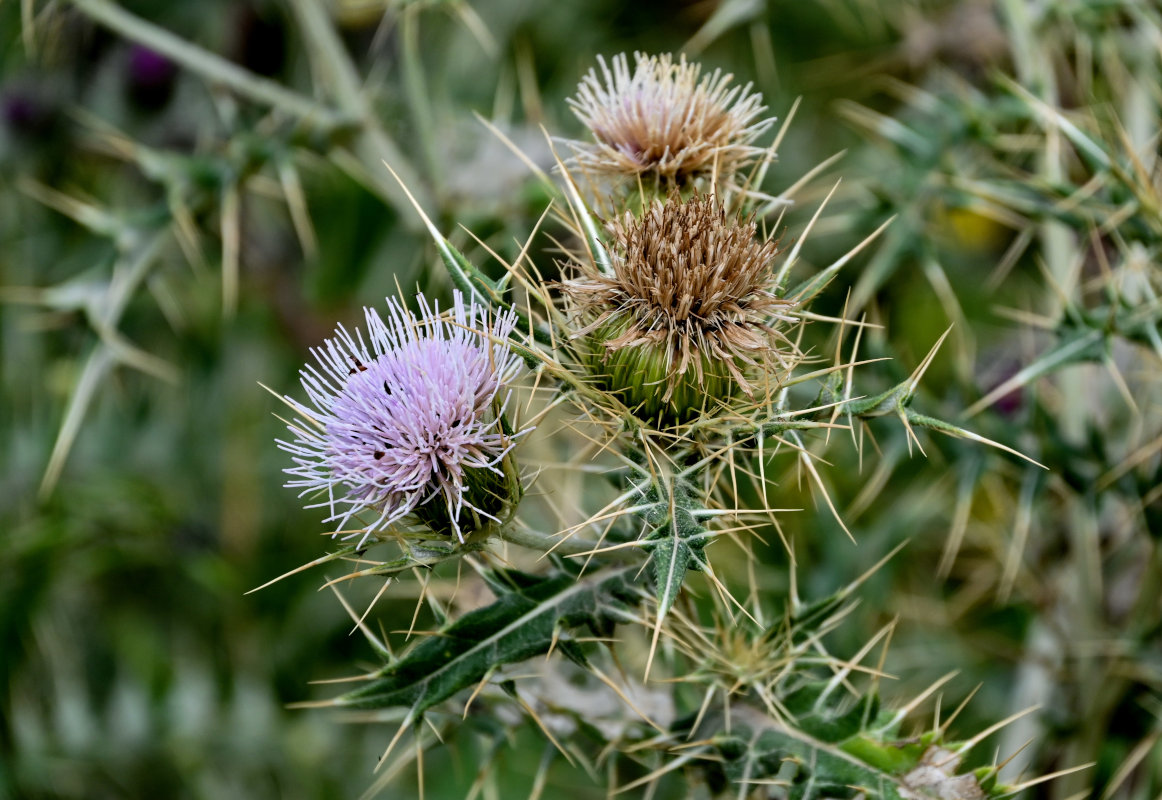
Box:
280, 292, 527, 546
2, 86, 57, 137
126, 45, 177, 110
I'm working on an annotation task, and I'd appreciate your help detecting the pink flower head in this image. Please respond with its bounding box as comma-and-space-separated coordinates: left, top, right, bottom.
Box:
279, 291, 527, 546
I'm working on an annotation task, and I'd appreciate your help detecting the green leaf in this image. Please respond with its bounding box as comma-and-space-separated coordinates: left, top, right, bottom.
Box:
434, 234, 555, 347
783, 681, 880, 744
336, 567, 638, 714
641, 477, 712, 621
650, 537, 690, 623
715, 724, 907, 800
841, 736, 927, 776
710, 721, 989, 800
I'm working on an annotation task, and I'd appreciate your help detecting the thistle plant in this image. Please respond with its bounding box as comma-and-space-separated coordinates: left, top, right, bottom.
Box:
262, 47, 1056, 799
13, 1, 1149, 797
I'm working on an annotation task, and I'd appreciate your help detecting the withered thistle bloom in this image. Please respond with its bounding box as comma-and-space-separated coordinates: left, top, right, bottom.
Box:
567, 52, 770, 189
564, 194, 796, 422
279, 292, 527, 546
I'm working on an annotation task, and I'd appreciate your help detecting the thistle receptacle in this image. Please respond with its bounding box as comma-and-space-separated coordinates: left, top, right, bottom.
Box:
567, 52, 772, 192
278, 291, 528, 545
563, 193, 796, 424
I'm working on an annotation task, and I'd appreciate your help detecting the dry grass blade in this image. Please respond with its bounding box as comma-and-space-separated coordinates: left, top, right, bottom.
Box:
39, 347, 114, 499
221, 183, 240, 316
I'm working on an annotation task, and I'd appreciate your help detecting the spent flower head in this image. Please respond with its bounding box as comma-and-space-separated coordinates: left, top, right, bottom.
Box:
563, 193, 796, 423
567, 52, 771, 191
279, 291, 527, 546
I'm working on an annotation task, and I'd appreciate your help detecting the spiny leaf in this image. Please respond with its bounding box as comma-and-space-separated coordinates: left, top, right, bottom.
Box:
559, 157, 612, 277
842, 736, 928, 776
903, 410, 1046, 469
336, 567, 638, 714
640, 477, 712, 621
783, 681, 881, 744
714, 722, 907, 800
650, 536, 690, 623
704, 717, 998, 800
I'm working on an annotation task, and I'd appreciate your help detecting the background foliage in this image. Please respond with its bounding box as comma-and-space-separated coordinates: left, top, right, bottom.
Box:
1, 0, 1160, 798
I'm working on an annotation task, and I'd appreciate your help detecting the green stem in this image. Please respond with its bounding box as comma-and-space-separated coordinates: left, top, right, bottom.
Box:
495, 525, 600, 557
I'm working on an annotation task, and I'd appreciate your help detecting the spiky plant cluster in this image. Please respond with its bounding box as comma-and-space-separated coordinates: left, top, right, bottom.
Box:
564, 192, 797, 422
567, 52, 770, 191
13, 0, 1135, 795
253, 47, 1049, 800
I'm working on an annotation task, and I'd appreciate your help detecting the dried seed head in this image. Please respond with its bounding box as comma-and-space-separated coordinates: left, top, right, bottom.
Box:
567, 52, 771, 190
564, 194, 796, 422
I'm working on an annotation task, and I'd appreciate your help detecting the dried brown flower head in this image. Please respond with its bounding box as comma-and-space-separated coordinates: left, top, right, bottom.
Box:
567, 52, 771, 190
564, 193, 796, 422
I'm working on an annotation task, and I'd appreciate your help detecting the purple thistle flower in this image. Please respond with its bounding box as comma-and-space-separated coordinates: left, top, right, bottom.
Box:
279, 291, 527, 546
126, 45, 177, 110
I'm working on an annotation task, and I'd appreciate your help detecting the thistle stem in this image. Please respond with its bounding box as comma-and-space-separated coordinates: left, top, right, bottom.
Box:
495, 525, 599, 557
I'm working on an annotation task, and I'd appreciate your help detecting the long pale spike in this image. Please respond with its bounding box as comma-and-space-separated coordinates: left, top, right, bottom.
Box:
775, 179, 841, 287
381, 160, 491, 307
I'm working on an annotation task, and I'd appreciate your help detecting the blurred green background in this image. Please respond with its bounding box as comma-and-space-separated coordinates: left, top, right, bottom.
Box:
3, 1, 1161, 798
